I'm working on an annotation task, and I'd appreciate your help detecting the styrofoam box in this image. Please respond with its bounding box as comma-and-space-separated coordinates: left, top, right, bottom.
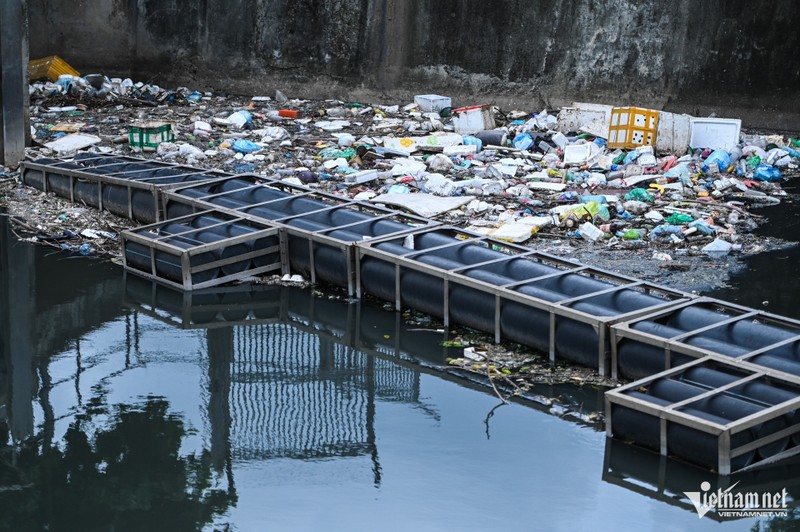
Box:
656, 111, 692, 153
690, 118, 742, 150
452, 105, 495, 134
563, 143, 592, 165
414, 94, 452, 113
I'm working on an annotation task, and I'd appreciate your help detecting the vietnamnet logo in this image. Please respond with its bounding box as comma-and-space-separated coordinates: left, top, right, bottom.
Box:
683, 481, 789, 518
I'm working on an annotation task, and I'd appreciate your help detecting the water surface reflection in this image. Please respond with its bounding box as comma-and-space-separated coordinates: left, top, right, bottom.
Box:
1, 214, 796, 530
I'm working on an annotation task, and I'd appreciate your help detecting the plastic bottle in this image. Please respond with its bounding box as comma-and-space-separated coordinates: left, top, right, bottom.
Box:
727, 146, 743, 164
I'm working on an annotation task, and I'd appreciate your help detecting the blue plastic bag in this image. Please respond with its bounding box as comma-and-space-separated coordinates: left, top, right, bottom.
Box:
463, 136, 483, 152
704, 149, 731, 172
512, 133, 534, 151
753, 164, 782, 182
232, 139, 261, 154
650, 224, 684, 240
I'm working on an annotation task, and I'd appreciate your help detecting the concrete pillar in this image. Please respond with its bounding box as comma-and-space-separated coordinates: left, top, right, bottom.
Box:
0, 0, 30, 167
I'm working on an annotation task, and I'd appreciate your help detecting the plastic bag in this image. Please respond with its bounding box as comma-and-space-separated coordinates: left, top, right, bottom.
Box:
704, 149, 731, 172
624, 188, 655, 203
753, 164, 782, 182
664, 213, 694, 225
319, 147, 356, 160
512, 133, 534, 151
650, 224, 683, 240
621, 229, 642, 240
560, 201, 609, 223
232, 139, 261, 154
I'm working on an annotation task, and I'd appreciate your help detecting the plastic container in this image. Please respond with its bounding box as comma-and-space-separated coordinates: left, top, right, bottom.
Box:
690, 118, 742, 151
452, 105, 495, 134
579, 221, 604, 242
129, 122, 175, 152
563, 143, 592, 165
607, 107, 659, 149
414, 94, 452, 113
28, 55, 80, 82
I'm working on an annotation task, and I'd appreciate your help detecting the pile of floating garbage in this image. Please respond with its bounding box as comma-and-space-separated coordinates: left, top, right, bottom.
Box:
20, 61, 800, 269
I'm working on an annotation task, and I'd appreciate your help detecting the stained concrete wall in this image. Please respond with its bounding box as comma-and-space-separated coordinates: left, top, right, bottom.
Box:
29, 0, 800, 130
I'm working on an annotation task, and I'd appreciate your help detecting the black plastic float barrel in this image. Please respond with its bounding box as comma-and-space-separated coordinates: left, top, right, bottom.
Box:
160, 223, 253, 277
124, 236, 219, 284
648, 378, 789, 458
616, 308, 800, 381
358, 230, 673, 368
615, 321, 750, 380
611, 391, 756, 470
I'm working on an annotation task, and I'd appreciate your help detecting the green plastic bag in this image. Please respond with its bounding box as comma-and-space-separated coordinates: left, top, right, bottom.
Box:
665, 213, 694, 225
560, 201, 610, 223
624, 188, 655, 203
622, 229, 641, 240
319, 147, 356, 160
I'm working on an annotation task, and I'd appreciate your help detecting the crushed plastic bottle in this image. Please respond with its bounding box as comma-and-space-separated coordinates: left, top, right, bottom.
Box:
650, 224, 684, 240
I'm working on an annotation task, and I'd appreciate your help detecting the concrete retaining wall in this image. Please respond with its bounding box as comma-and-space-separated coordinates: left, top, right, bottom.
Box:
29, 0, 800, 131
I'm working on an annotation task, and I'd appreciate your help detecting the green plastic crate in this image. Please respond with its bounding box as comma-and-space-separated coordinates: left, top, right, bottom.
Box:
129, 122, 174, 152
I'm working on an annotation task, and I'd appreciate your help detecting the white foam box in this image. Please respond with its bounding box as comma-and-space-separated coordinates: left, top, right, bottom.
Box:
557, 102, 613, 138
452, 105, 495, 134
655, 111, 692, 153
563, 143, 592, 165
690, 118, 742, 151
414, 94, 452, 113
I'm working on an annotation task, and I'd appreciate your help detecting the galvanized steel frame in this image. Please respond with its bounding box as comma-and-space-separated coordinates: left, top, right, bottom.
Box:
606, 356, 800, 474
20, 155, 231, 221
121, 209, 285, 290
355, 225, 694, 376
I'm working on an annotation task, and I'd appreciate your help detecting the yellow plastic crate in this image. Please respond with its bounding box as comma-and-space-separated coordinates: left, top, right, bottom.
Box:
28, 55, 80, 82
608, 107, 659, 149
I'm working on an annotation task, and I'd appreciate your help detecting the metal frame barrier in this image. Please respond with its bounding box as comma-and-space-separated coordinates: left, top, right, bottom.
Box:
121, 209, 285, 290
606, 356, 800, 475
20, 154, 232, 221
162, 175, 438, 296
355, 225, 694, 375
610, 297, 800, 381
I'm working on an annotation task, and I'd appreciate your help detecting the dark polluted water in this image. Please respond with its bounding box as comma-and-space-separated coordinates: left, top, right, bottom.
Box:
1, 213, 799, 531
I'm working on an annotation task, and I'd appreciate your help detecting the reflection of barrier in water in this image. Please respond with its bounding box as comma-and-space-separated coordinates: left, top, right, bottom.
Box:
229, 324, 409, 464
602, 437, 800, 522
